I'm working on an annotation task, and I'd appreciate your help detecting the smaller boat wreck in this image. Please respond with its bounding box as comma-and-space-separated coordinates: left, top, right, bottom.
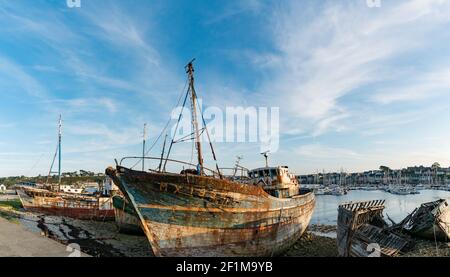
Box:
337, 200, 412, 257
16, 115, 115, 221
337, 199, 450, 257
398, 199, 450, 241
17, 186, 114, 220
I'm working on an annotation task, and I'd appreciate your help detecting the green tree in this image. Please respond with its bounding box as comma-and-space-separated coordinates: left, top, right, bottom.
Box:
432, 162, 441, 169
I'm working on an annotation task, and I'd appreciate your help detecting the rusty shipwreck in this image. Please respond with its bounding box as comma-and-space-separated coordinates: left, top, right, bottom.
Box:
106, 60, 315, 257
16, 115, 114, 220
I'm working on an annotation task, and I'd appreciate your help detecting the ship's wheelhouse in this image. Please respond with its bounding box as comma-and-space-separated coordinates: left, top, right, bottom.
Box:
247, 166, 299, 198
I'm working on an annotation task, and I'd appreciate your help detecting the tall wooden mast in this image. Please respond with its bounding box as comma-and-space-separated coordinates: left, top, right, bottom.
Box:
186, 60, 204, 175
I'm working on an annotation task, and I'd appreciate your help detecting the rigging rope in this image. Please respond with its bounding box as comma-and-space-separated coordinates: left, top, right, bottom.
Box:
197, 96, 222, 178
130, 62, 223, 178
162, 84, 190, 171
46, 139, 60, 184
130, 77, 189, 169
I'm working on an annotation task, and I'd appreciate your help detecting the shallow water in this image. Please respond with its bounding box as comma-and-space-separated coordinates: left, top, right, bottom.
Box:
310, 189, 450, 225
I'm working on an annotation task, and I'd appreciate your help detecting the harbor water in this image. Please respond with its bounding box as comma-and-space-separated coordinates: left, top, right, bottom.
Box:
311, 189, 450, 225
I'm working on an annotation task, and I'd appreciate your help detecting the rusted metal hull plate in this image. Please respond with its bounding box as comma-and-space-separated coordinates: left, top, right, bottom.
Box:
106, 166, 315, 257
23, 205, 115, 220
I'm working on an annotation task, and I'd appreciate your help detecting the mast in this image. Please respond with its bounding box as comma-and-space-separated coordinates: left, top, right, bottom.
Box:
261, 151, 269, 168
142, 123, 147, 171
47, 115, 61, 189
186, 60, 204, 175
58, 115, 62, 186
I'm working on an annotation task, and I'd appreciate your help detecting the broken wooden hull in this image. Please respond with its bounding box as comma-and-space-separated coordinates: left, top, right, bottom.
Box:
337, 200, 411, 257
16, 186, 115, 221
402, 199, 450, 241
112, 195, 144, 235
106, 166, 315, 257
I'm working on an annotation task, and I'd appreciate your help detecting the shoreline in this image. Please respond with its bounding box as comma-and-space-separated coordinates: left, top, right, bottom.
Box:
0, 205, 448, 257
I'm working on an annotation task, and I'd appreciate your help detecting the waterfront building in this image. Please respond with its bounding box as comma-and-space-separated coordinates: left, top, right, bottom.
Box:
297, 165, 450, 187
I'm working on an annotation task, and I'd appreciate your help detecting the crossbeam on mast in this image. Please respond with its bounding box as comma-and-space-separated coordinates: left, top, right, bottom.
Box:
185, 59, 204, 175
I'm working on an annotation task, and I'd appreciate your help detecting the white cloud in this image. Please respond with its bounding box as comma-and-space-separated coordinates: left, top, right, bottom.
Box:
372, 67, 450, 104
204, 0, 264, 25
258, 0, 450, 136
42, 97, 118, 113
80, 3, 159, 66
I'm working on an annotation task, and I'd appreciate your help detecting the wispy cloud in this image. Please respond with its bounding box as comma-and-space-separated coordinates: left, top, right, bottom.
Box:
372, 67, 450, 104
257, 0, 450, 136
80, 2, 159, 65
42, 98, 118, 113
0, 56, 48, 99
204, 0, 264, 25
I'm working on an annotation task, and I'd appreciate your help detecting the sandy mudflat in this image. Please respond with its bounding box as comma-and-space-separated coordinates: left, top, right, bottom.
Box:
1, 207, 448, 257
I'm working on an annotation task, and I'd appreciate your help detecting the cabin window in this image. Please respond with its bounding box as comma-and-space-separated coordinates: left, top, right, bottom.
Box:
270, 169, 277, 177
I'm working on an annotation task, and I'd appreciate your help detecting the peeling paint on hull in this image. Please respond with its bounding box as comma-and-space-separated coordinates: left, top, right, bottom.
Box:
17, 186, 115, 221
112, 195, 144, 235
106, 166, 315, 257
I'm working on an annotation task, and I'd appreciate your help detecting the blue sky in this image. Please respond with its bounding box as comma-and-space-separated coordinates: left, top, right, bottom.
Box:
1, 0, 450, 177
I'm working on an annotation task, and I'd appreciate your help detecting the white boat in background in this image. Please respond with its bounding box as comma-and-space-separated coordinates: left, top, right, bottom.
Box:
328, 185, 347, 196
387, 184, 418, 195
313, 185, 346, 196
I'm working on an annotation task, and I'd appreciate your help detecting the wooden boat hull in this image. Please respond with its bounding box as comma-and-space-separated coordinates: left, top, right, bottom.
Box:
337, 200, 411, 257
402, 199, 450, 241
112, 195, 144, 235
16, 186, 115, 221
106, 166, 315, 257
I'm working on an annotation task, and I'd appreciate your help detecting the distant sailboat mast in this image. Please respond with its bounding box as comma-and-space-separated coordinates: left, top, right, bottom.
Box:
46, 115, 62, 190
142, 123, 147, 171
58, 115, 62, 185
